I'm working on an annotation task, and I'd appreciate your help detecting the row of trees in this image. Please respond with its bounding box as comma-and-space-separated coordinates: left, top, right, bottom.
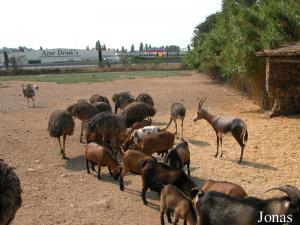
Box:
184, 0, 300, 79
94, 41, 184, 53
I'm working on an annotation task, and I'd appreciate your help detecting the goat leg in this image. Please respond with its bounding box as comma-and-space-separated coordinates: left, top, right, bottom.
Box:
86, 159, 90, 174
166, 209, 172, 223
97, 164, 101, 180
160, 212, 165, 225
141, 186, 148, 205
91, 163, 96, 171
119, 177, 124, 191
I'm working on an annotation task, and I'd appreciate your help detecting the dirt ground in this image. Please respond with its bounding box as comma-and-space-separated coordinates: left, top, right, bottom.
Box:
1, 71, 299, 225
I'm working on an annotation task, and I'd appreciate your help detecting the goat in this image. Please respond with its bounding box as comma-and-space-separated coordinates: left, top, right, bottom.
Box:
131, 131, 175, 158
194, 185, 300, 225
190, 179, 247, 199
85, 142, 122, 180
140, 160, 196, 205
0, 160, 22, 225
127, 120, 152, 136
132, 126, 160, 144
119, 148, 156, 191
193, 97, 248, 164
21, 84, 38, 107
165, 102, 186, 139
48, 110, 75, 159
164, 140, 191, 177
160, 184, 197, 225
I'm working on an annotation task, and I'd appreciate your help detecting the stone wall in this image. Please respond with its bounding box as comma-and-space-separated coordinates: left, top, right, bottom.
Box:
266, 58, 300, 116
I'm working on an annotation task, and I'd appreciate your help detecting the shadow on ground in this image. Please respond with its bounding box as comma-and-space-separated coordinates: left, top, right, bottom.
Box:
228, 159, 278, 171
64, 155, 86, 171
188, 139, 210, 147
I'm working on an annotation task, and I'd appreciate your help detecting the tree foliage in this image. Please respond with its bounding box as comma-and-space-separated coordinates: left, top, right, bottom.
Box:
184, 0, 300, 79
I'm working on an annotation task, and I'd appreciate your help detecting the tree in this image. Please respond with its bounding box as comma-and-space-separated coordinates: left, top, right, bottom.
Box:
97, 42, 103, 64
4, 52, 9, 69
121, 46, 125, 53
18, 47, 24, 52
187, 45, 191, 51
102, 44, 107, 50
116, 48, 119, 53
39, 46, 43, 51
86, 45, 90, 50
149, 44, 152, 49
139, 42, 144, 52
145, 43, 148, 51
130, 44, 135, 52
95, 40, 101, 50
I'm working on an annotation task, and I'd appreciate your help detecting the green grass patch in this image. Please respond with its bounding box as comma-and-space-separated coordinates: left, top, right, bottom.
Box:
0, 70, 191, 84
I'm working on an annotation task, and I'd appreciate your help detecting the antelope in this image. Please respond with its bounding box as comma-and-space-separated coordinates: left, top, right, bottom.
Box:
193, 97, 248, 164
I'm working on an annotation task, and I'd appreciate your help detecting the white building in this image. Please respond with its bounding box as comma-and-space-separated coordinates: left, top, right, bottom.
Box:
0, 49, 118, 66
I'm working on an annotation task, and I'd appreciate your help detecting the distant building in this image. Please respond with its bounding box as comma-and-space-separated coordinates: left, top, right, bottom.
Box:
0, 49, 118, 66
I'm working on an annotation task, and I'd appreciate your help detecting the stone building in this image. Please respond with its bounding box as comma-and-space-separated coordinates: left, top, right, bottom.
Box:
256, 42, 300, 117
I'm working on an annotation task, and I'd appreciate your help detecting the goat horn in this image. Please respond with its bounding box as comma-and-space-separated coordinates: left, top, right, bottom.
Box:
265, 185, 300, 203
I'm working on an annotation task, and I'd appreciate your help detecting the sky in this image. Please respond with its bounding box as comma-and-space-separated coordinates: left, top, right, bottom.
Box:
0, 0, 222, 50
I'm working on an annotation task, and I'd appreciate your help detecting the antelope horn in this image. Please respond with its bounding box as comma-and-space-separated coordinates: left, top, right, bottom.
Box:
198, 97, 207, 108
265, 185, 300, 204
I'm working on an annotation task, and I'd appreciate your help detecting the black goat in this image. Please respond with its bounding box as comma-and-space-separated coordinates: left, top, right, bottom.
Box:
140, 160, 195, 205
194, 185, 300, 225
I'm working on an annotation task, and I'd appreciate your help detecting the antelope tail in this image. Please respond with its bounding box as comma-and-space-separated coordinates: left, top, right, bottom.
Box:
242, 129, 248, 145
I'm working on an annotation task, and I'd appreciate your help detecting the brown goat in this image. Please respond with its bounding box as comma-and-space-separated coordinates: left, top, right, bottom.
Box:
85, 142, 122, 180
160, 184, 197, 225
191, 179, 247, 199
134, 131, 175, 157
165, 140, 191, 177
119, 148, 156, 191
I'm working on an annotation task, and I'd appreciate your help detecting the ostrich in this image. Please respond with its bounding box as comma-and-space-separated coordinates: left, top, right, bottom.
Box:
89, 94, 110, 106
112, 91, 135, 113
21, 84, 38, 107
86, 111, 127, 159
0, 159, 22, 225
93, 102, 112, 113
121, 102, 156, 128
66, 101, 99, 143
48, 110, 75, 159
165, 102, 186, 139
135, 93, 154, 106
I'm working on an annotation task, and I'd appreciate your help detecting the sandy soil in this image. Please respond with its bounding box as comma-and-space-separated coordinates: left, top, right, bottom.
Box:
1, 71, 299, 225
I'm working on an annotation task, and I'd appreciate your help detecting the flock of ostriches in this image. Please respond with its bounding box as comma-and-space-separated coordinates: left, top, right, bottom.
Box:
0, 83, 299, 225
